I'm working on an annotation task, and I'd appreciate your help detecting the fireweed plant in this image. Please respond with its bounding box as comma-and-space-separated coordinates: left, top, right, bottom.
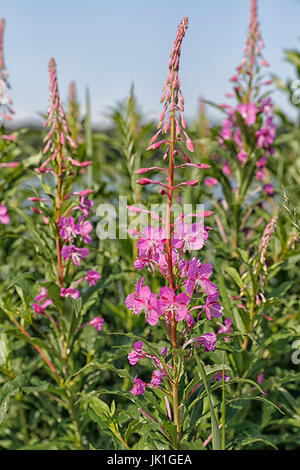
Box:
1, 58, 104, 449
1, 4, 300, 451
0, 18, 18, 229
123, 17, 231, 450
206, 0, 276, 254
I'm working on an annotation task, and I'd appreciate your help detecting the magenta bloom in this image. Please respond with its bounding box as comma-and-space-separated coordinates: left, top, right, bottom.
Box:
237, 103, 257, 125
75, 218, 93, 244
60, 287, 81, 299
33, 287, 52, 314
217, 317, 232, 342
214, 372, 230, 382
150, 370, 164, 387
79, 196, 94, 218
184, 258, 217, 296
158, 286, 190, 322
263, 184, 274, 196
59, 216, 77, 242
256, 117, 276, 149
256, 168, 265, 181
186, 312, 195, 331
222, 161, 232, 176
220, 119, 232, 140
237, 151, 248, 163
257, 373, 264, 384
61, 245, 90, 266
126, 278, 159, 326
0, 204, 10, 224
84, 270, 101, 286
173, 222, 208, 251
136, 226, 166, 258
196, 332, 217, 352
35, 287, 49, 303
204, 177, 218, 187
88, 316, 104, 332
205, 292, 223, 320
156, 249, 178, 277
130, 376, 147, 396
255, 155, 267, 168
128, 341, 146, 365
32, 300, 52, 315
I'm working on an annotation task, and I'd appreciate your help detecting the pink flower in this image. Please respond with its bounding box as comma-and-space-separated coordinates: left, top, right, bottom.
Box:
128, 341, 146, 365
84, 270, 101, 286
204, 177, 218, 187
214, 372, 230, 382
257, 372, 264, 384
196, 332, 217, 351
79, 196, 94, 218
158, 286, 190, 322
61, 245, 90, 265
130, 376, 147, 396
263, 183, 274, 196
150, 370, 164, 387
60, 287, 81, 299
222, 161, 232, 176
184, 258, 217, 296
126, 278, 159, 326
33, 287, 52, 314
59, 216, 77, 242
35, 287, 49, 303
256, 168, 265, 181
137, 226, 166, 258
220, 119, 232, 140
32, 300, 52, 315
156, 249, 178, 277
237, 103, 257, 125
217, 317, 232, 341
186, 312, 195, 331
205, 292, 223, 320
87, 316, 104, 332
256, 117, 275, 148
173, 222, 208, 251
0, 204, 9, 224
255, 155, 267, 168
234, 128, 243, 148
75, 218, 93, 244
237, 152, 248, 163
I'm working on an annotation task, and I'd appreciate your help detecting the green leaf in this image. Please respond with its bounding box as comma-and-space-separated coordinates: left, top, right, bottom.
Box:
0, 374, 29, 424
73, 362, 131, 380
225, 266, 244, 289
193, 348, 222, 450
87, 397, 111, 423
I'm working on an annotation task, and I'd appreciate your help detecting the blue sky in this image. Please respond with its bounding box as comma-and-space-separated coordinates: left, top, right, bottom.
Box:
2, 0, 300, 126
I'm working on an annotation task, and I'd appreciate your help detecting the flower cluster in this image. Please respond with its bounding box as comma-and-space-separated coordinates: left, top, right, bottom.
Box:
31, 58, 101, 327
215, 0, 275, 194
126, 18, 231, 400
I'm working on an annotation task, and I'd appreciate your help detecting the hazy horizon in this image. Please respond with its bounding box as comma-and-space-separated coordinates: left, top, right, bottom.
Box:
2, 0, 300, 128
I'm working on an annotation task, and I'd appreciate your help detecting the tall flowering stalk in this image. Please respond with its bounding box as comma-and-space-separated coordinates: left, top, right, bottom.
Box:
208, 0, 276, 252
67, 80, 83, 145
34, 59, 97, 292
0, 18, 18, 228
0, 18, 14, 129
126, 18, 227, 449
12, 58, 103, 448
